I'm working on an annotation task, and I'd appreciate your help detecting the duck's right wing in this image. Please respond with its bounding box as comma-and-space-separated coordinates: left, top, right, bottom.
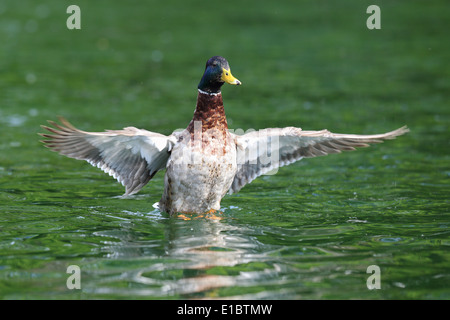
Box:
40, 117, 177, 195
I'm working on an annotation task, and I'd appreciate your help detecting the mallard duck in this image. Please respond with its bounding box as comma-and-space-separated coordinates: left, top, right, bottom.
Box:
40, 56, 408, 215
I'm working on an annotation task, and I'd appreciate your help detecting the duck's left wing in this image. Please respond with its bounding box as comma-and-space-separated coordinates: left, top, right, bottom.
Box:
40, 117, 177, 195
229, 126, 409, 193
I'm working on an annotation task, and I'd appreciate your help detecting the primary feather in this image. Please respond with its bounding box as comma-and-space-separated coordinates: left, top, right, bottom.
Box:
40, 117, 176, 195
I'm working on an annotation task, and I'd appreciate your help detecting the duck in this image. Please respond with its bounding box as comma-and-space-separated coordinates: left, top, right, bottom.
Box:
40, 56, 409, 215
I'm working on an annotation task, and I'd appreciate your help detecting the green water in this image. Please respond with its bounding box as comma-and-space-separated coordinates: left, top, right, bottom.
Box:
0, 0, 449, 299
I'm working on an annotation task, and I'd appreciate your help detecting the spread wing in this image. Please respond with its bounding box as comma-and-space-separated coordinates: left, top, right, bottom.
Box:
40, 117, 176, 195
229, 126, 409, 193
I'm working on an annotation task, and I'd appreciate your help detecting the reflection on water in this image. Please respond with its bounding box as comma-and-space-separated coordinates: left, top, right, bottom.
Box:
159, 215, 253, 295
86, 208, 278, 298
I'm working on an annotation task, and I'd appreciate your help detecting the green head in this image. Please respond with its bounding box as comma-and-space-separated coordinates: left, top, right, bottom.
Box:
198, 56, 241, 94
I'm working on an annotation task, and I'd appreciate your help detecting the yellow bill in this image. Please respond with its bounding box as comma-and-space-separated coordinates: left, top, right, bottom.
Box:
221, 68, 241, 85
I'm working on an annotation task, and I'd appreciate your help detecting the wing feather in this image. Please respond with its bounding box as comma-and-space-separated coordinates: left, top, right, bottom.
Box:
229, 126, 408, 193
40, 117, 176, 195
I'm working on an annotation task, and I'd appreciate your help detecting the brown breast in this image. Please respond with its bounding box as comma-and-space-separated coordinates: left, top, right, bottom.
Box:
186, 91, 230, 155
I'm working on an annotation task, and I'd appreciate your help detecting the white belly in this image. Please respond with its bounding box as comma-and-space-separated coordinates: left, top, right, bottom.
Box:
159, 132, 237, 214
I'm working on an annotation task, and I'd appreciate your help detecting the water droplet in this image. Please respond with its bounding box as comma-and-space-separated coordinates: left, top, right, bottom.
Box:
5, 115, 27, 127
151, 50, 164, 63
26, 73, 37, 84
35, 4, 50, 19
